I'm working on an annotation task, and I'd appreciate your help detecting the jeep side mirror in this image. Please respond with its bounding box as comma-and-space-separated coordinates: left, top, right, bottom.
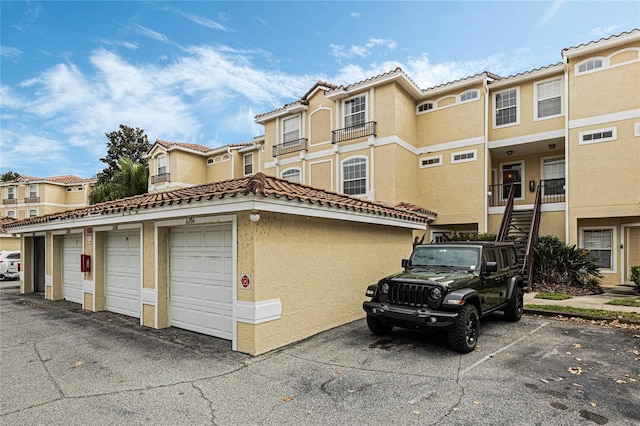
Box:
402, 259, 411, 268
484, 261, 498, 273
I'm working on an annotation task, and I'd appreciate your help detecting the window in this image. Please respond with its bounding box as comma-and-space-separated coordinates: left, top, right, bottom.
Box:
579, 128, 616, 145
344, 95, 366, 128
419, 155, 442, 168
243, 153, 253, 175
7, 210, 15, 218
29, 185, 37, 198
342, 157, 367, 196
582, 229, 613, 269
451, 150, 477, 164
577, 59, 603, 74
29, 209, 37, 217
460, 90, 479, 102
77, 187, 83, 191
417, 102, 434, 113
7, 187, 15, 199
282, 168, 301, 183
542, 157, 565, 196
502, 162, 523, 199
67, 188, 73, 192
536, 78, 562, 119
157, 155, 167, 175
207, 158, 215, 165
282, 116, 300, 147
494, 88, 519, 127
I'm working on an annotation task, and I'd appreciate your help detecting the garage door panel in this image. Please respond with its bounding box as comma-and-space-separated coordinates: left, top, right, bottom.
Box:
105, 230, 140, 318
62, 235, 83, 304
170, 224, 233, 340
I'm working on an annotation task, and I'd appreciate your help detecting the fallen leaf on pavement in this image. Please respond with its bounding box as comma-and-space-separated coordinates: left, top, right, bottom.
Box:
473, 401, 481, 405
540, 378, 549, 383
572, 383, 583, 387
615, 379, 627, 384
573, 343, 583, 349
568, 366, 582, 375
453, 407, 459, 411
411, 410, 421, 415
348, 389, 357, 394
74, 361, 84, 367
283, 396, 294, 403
590, 402, 597, 407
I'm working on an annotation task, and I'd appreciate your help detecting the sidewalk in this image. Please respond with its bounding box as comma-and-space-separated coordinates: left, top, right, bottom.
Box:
524, 286, 640, 316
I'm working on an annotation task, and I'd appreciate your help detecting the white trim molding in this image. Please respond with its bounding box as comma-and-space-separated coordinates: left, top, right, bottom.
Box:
235, 299, 282, 324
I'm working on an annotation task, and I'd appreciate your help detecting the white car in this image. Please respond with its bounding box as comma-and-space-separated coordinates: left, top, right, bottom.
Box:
0, 251, 20, 281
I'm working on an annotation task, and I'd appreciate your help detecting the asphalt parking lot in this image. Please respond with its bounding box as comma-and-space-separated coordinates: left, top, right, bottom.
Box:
1, 286, 639, 426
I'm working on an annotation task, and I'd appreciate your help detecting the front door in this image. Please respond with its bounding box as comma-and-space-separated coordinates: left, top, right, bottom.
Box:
502, 163, 522, 199
629, 227, 640, 282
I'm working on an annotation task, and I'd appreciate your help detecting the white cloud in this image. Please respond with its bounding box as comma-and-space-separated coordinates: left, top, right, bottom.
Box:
330, 38, 397, 59
535, 0, 565, 29
133, 25, 171, 44
591, 25, 622, 37
0, 46, 22, 59
179, 11, 230, 31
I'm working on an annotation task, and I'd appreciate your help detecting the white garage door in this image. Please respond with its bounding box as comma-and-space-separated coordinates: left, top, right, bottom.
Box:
170, 223, 233, 340
62, 234, 83, 304
105, 230, 141, 318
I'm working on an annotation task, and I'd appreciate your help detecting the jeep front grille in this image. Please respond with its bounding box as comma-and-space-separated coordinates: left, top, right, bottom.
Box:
387, 282, 434, 308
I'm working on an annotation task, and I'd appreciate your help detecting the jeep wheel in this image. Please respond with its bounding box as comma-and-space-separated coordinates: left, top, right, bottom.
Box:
366, 314, 393, 335
448, 305, 479, 353
504, 286, 524, 322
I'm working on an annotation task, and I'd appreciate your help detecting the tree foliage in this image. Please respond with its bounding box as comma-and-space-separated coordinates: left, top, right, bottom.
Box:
97, 125, 150, 184
89, 157, 149, 204
533, 235, 603, 289
1, 171, 21, 182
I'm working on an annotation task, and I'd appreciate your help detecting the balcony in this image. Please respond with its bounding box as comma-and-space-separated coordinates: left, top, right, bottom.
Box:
24, 197, 40, 203
488, 179, 565, 207
331, 121, 376, 144
2, 198, 16, 205
151, 173, 170, 184
273, 138, 308, 157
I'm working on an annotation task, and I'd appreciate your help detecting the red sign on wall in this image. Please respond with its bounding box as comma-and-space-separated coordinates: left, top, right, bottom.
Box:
240, 274, 251, 290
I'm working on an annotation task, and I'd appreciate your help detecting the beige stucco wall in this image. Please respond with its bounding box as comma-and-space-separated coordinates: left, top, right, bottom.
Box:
206, 157, 233, 183
236, 212, 415, 355
0, 236, 20, 251
172, 151, 207, 186
374, 144, 418, 205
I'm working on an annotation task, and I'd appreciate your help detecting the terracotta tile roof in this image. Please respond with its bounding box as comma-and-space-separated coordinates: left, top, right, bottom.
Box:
423, 71, 502, 92
155, 139, 214, 153
562, 28, 640, 53
4, 175, 96, 185
6, 173, 429, 229
394, 202, 437, 219
489, 63, 562, 84
0, 217, 17, 234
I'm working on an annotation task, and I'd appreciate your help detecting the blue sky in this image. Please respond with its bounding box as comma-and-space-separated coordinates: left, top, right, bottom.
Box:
1, 1, 639, 179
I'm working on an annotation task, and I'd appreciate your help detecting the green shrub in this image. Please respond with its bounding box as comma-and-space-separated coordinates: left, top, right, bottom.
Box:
533, 235, 603, 290
631, 266, 640, 293
447, 232, 496, 241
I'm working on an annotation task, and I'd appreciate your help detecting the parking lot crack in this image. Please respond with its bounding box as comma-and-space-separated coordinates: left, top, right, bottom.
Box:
191, 381, 217, 425
33, 342, 65, 399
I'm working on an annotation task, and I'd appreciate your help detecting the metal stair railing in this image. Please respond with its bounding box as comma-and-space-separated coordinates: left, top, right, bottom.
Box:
496, 184, 516, 242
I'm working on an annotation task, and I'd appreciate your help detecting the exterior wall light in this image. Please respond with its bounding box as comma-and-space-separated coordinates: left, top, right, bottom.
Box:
506, 150, 513, 156
250, 211, 261, 222
548, 144, 556, 149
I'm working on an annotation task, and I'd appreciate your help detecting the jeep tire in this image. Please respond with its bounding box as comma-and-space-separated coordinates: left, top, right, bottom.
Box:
366, 314, 393, 335
448, 304, 479, 353
504, 286, 524, 322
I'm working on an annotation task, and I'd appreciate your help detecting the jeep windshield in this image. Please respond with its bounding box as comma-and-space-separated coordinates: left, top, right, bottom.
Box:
409, 246, 480, 271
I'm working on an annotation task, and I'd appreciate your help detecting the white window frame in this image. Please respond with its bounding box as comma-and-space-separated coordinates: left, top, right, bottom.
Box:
243, 153, 253, 176
157, 154, 168, 175
29, 209, 37, 217
579, 226, 616, 273
416, 102, 434, 114
575, 57, 606, 76
493, 87, 520, 128
207, 158, 215, 165
341, 156, 368, 197
541, 156, 565, 197
7, 187, 15, 199
578, 127, 617, 145
634, 123, 640, 137
282, 115, 301, 148
281, 168, 301, 183
343, 94, 367, 128
66, 187, 73, 192
534, 77, 563, 120
419, 155, 443, 169
500, 161, 525, 201
459, 90, 479, 103
29, 184, 38, 199
7, 210, 15, 218
451, 149, 477, 164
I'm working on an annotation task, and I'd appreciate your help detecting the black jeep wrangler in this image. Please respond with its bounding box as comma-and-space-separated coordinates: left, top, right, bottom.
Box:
363, 242, 524, 353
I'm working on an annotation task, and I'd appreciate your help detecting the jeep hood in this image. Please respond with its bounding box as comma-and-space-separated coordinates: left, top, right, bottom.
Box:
384, 270, 477, 289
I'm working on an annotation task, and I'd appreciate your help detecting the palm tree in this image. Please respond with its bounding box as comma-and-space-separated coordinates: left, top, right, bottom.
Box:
89, 157, 148, 204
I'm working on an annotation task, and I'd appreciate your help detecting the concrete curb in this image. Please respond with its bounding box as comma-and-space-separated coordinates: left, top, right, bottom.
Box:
524, 307, 640, 325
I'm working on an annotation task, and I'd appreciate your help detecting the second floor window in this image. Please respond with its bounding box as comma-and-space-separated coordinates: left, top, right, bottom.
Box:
344, 95, 366, 128
244, 153, 253, 175
7, 187, 15, 199
495, 88, 518, 127
157, 155, 167, 175
29, 185, 37, 198
282, 116, 300, 147
342, 157, 367, 196
536, 78, 562, 119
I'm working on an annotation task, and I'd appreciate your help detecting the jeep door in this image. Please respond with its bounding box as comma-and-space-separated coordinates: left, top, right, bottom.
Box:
480, 249, 502, 311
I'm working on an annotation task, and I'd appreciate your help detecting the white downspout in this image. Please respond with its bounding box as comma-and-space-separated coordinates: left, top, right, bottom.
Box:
563, 55, 570, 243
483, 77, 489, 233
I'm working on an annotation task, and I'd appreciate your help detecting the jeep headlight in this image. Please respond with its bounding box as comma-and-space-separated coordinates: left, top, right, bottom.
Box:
380, 283, 389, 295
430, 287, 443, 300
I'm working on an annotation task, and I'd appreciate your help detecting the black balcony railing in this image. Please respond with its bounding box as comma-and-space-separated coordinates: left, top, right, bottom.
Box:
488, 179, 565, 207
151, 173, 170, 184
24, 197, 40, 203
3, 198, 16, 205
273, 138, 308, 157
331, 121, 376, 144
